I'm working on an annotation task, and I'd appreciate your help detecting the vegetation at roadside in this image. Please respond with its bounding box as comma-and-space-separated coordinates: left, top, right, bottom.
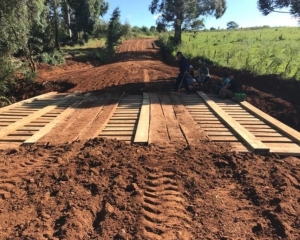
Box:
159, 27, 300, 80
0, 0, 161, 103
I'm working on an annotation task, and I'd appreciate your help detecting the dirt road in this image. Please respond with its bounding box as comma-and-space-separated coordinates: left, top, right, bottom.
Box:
0, 39, 300, 239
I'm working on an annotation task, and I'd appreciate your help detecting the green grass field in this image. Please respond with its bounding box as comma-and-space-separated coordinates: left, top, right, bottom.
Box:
163, 27, 300, 79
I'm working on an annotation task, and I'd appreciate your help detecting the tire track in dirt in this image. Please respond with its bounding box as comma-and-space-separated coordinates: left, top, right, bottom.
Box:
0, 144, 73, 201
140, 164, 193, 239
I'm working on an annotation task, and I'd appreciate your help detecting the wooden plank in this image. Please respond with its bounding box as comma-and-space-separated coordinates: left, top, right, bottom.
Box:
246, 129, 277, 132
194, 117, 218, 121
108, 120, 137, 124
200, 124, 226, 128
148, 93, 169, 145
264, 143, 300, 148
196, 121, 222, 124
158, 94, 186, 143
0, 95, 77, 139
202, 127, 228, 131
17, 127, 41, 131
231, 118, 261, 121
243, 125, 272, 129
0, 92, 57, 114
8, 132, 34, 136
170, 93, 208, 145
134, 93, 150, 143
258, 137, 292, 143
84, 93, 124, 138
0, 136, 29, 142
0, 113, 30, 117
236, 121, 266, 125
101, 131, 133, 136
106, 123, 136, 127
197, 91, 269, 154
0, 116, 23, 119
240, 101, 300, 144
253, 133, 283, 137
105, 136, 133, 141
208, 132, 235, 136
111, 117, 138, 120
24, 124, 46, 127
23, 97, 83, 144
105, 127, 136, 131
210, 136, 240, 142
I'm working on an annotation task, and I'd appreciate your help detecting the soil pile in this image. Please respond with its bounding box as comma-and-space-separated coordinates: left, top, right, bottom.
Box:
0, 139, 299, 239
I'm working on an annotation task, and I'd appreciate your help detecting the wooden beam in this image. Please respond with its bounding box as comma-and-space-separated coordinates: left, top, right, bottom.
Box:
197, 91, 269, 154
240, 101, 300, 144
0, 95, 78, 140
170, 93, 208, 144
0, 92, 57, 114
22, 97, 84, 144
134, 93, 150, 143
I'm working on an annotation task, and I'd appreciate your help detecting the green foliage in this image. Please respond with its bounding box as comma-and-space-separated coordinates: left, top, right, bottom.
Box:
0, 57, 16, 94
161, 27, 300, 80
149, 0, 227, 44
227, 21, 239, 29
0, 96, 12, 106
258, 0, 300, 19
35, 51, 65, 65
156, 22, 167, 32
106, 8, 122, 51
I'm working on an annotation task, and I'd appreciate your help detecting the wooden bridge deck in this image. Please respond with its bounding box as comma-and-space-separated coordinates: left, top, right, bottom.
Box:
1, 91, 300, 156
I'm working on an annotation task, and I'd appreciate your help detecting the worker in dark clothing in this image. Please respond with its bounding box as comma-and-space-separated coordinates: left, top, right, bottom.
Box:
173, 52, 191, 93
219, 73, 237, 98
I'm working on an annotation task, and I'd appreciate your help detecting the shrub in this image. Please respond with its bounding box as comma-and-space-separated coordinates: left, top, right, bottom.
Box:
35, 51, 65, 65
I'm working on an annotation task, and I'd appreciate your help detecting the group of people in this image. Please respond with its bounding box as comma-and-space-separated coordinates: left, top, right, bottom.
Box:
173, 51, 237, 98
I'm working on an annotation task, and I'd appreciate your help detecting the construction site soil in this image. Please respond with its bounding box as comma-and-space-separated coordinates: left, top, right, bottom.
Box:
0, 39, 300, 239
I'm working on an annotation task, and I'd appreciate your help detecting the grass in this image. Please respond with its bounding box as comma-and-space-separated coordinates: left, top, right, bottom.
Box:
61, 38, 106, 58
162, 27, 300, 79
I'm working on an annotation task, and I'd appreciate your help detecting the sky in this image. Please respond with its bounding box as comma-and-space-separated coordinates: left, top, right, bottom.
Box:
103, 0, 299, 29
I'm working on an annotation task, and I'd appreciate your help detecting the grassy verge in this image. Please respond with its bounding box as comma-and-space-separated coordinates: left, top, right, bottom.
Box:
160, 27, 300, 80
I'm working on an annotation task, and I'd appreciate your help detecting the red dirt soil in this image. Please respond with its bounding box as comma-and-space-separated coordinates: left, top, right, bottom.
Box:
0, 39, 300, 239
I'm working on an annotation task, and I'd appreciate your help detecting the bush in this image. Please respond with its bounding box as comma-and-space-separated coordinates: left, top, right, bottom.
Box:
35, 51, 65, 65
0, 57, 16, 94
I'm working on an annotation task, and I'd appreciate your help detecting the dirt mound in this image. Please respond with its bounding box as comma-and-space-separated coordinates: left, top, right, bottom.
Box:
0, 138, 299, 239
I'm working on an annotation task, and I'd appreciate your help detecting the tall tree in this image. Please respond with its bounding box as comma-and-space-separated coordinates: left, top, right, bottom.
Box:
257, 0, 300, 18
106, 7, 122, 51
67, 0, 109, 43
149, 0, 227, 44
0, 0, 45, 72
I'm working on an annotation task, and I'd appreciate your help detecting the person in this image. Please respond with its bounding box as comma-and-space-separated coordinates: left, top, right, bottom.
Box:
197, 62, 210, 83
219, 73, 237, 98
214, 73, 231, 95
186, 65, 196, 85
173, 52, 191, 93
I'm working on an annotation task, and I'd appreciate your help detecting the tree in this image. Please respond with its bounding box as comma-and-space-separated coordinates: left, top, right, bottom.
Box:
156, 22, 167, 32
190, 19, 205, 31
106, 8, 122, 51
257, 0, 300, 19
66, 0, 109, 43
149, 0, 227, 44
227, 21, 239, 29
150, 26, 156, 33
0, 0, 45, 73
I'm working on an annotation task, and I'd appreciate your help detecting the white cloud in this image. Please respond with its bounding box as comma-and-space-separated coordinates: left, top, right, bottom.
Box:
126, 14, 133, 19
